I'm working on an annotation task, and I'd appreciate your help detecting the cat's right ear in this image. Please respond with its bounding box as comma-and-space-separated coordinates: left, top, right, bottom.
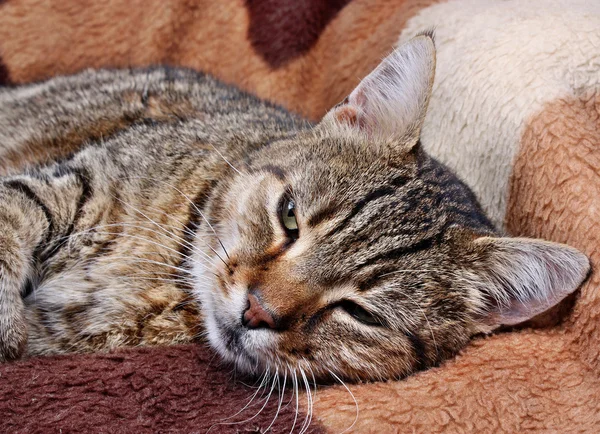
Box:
322, 32, 436, 149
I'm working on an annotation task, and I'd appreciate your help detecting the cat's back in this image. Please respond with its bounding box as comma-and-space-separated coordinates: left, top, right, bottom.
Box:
0, 67, 303, 174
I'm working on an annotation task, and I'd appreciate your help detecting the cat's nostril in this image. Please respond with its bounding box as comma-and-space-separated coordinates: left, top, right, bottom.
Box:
242, 293, 277, 330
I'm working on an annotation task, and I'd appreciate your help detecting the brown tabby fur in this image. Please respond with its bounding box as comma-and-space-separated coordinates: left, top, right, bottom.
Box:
0, 36, 588, 383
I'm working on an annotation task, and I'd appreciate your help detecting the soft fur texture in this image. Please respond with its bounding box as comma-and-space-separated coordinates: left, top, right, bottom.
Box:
0, 344, 325, 433
0, 0, 599, 432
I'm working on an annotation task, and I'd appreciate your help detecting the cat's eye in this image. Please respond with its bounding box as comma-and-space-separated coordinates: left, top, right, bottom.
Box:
279, 195, 299, 240
339, 300, 382, 326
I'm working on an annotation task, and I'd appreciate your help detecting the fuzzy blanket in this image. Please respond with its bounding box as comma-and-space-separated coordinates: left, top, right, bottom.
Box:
1, 0, 600, 432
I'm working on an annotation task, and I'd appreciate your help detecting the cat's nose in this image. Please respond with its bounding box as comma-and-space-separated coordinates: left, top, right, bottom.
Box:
242, 293, 276, 329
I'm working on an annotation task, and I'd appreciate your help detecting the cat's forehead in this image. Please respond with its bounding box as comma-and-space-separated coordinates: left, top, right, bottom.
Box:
278, 139, 416, 203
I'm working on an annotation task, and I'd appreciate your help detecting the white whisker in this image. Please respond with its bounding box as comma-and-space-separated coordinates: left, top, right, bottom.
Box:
299, 368, 313, 434
109, 195, 219, 264
207, 370, 270, 432
89, 230, 212, 271
265, 369, 286, 433
290, 370, 299, 434
209, 143, 244, 176
328, 369, 359, 434
120, 176, 232, 265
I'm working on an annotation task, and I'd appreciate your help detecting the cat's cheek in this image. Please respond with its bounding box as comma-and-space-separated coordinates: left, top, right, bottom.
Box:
203, 307, 228, 359
217, 219, 241, 261
190, 256, 216, 300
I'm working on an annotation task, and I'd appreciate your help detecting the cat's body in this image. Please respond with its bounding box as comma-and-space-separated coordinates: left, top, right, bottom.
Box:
0, 67, 306, 355
0, 35, 589, 381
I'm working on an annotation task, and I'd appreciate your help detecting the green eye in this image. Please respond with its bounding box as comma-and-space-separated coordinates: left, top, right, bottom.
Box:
340, 301, 382, 326
280, 195, 299, 240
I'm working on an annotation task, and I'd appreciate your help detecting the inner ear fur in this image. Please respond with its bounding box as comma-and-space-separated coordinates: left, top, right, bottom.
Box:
321, 32, 436, 151
470, 236, 590, 328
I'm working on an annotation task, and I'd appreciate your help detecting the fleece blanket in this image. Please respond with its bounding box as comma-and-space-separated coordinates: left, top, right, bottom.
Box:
1, 0, 600, 432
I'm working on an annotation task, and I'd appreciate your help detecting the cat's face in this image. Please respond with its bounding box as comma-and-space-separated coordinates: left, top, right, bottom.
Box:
198, 135, 486, 381
193, 34, 589, 381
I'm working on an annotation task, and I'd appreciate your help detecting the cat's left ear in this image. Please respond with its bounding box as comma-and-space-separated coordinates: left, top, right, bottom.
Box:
323, 31, 436, 148
470, 237, 590, 329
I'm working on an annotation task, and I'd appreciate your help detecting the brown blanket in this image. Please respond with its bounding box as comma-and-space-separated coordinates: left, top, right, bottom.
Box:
1, 0, 599, 432
0, 344, 324, 433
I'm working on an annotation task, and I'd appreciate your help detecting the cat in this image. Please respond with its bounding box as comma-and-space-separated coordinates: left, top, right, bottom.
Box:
0, 33, 589, 382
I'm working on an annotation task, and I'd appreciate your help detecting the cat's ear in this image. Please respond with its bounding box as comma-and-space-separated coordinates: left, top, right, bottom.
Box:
471, 237, 590, 329
323, 31, 436, 147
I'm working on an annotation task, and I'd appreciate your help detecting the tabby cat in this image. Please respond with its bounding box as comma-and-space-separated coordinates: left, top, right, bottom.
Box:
0, 34, 589, 382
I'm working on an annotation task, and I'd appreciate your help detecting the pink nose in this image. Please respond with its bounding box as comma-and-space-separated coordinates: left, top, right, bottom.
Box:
242, 293, 276, 329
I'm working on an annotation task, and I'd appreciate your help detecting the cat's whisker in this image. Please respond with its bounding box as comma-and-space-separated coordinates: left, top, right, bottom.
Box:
209, 143, 245, 176
141, 203, 223, 253
108, 194, 220, 265
93, 255, 201, 276
70, 253, 205, 276
104, 276, 193, 285
241, 366, 278, 427
121, 220, 215, 263
119, 201, 218, 252
88, 231, 214, 273
298, 368, 308, 434
166, 298, 200, 309
279, 363, 296, 412
89, 251, 208, 284
145, 177, 232, 263
125, 269, 194, 279
299, 367, 314, 434
208, 370, 270, 432
65, 220, 216, 270
307, 363, 318, 403
290, 369, 300, 434
97, 271, 196, 285
402, 291, 439, 359
210, 366, 278, 431
120, 176, 232, 266
239, 367, 271, 391
377, 269, 433, 278
328, 369, 359, 434
51, 256, 194, 284
265, 369, 286, 433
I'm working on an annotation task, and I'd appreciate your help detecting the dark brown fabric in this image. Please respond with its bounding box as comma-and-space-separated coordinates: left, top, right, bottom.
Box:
0, 344, 325, 433
245, 0, 352, 67
0, 55, 10, 85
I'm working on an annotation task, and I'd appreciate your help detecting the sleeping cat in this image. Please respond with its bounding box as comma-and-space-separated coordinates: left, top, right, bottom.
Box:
0, 34, 589, 382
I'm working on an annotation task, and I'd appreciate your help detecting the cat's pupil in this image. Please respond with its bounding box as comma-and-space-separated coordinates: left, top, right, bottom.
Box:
280, 196, 299, 239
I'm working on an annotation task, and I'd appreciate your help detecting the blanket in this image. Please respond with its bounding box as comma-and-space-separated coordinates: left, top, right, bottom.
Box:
1, 0, 599, 432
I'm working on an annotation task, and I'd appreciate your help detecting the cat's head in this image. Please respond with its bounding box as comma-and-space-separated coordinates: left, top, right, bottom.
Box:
193, 33, 590, 382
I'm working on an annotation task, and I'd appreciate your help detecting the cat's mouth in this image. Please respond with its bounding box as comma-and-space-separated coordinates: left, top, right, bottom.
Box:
214, 316, 263, 369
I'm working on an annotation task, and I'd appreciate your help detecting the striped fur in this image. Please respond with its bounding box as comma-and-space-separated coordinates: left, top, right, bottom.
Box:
0, 36, 589, 381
